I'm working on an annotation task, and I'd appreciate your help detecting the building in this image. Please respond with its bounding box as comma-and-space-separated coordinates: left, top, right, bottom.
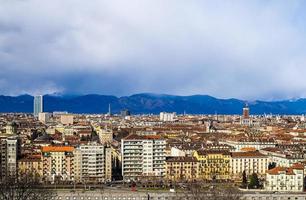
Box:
41, 146, 74, 182
165, 157, 199, 182
60, 114, 74, 125
98, 128, 113, 144
221, 140, 276, 152
0, 137, 19, 179
5, 122, 17, 135
260, 147, 306, 167
74, 143, 112, 183
34, 95, 43, 117
241, 103, 252, 126
160, 112, 176, 122
193, 150, 231, 180
38, 112, 52, 123
120, 109, 131, 117
265, 163, 304, 192
121, 134, 166, 181
230, 151, 268, 180
18, 154, 43, 179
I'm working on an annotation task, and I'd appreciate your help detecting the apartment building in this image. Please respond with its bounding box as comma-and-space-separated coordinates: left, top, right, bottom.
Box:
41, 146, 74, 182
74, 143, 112, 183
230, 151, 268, 180
18, 154, 43, 179
121, 134, 166, 181
97, 128, 113, 144
193, 150, 230, 180
0, 137, 18, 179
260, 147, 306, 167
165, 156, 199, 182
265, 163, 304, 192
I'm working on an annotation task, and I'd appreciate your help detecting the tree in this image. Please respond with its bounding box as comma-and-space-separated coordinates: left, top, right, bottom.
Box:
241, 170, 248, 189
0, 174, 56, 200
184, 182, 242, 200
248, 173, 260, 189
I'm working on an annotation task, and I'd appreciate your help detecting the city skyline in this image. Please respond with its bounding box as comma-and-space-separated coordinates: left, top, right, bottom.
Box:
1, 1, 306, 100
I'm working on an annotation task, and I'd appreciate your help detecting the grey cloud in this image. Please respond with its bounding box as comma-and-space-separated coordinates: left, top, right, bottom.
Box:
0, 0, 306, 99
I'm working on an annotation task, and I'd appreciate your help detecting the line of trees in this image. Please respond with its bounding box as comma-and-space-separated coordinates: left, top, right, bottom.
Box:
0, 173, 56, 200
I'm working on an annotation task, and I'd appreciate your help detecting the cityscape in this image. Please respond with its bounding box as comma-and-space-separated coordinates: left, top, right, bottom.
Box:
0, 95, 306, 199
2, 1, 306, 200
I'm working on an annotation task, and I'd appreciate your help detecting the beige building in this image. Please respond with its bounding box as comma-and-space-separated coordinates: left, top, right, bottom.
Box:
165, 157, 199, 182
60, 114, 74, 125
74, 143, 112, 183
18, 154, 43, 179
41, 146, 74, 182
38, 112, 52, 123
230, 151, 268, 180
98, 128, 113, 144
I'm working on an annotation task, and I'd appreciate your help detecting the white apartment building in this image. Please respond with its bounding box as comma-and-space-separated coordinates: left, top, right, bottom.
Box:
160, 112, 176, 122
265, 163, 304, 192
230, 151, 268, 179
74, 143, 112, 183
121, 134, 166, 181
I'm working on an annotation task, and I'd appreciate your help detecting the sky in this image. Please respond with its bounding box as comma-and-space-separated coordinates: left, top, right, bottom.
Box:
0, 0, 306, 100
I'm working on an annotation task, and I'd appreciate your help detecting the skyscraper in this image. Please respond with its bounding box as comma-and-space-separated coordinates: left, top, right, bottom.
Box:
33, 95, 43, 117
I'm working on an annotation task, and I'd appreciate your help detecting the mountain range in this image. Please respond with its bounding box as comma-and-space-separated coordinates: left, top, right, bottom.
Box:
1, 93, 306, 115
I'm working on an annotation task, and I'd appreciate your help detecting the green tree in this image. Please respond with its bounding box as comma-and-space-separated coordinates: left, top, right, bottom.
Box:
248, 173, 260, 189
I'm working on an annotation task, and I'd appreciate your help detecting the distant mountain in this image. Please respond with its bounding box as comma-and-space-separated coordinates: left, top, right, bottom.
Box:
1, 93, 306, 114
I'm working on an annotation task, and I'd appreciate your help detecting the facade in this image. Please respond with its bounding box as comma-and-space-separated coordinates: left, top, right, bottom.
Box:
0, 137, 18, 179
18, 154, 43, 179
34, 95, 43, 117
60, 114, 74, 125
38, 112, 52, 123
165, 156, 199, 182
265, 164, 304, 192
193, 150, 230, 180
98, 128, 113, 144
241, 103, 252, 126
260, 147, 306, 167
160, 112, 176, 122
74, 143, 112, 183
121, 134, 166, 181
41, 146, 74, 182
230, 151, 268, 179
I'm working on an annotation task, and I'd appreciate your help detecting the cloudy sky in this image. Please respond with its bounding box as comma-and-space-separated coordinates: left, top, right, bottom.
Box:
0, 0, 306, 100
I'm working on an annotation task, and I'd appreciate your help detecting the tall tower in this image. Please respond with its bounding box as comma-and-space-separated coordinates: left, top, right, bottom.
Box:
33, 95, 43, 117
108, 103, 112, 116
242, 103, 249, 119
